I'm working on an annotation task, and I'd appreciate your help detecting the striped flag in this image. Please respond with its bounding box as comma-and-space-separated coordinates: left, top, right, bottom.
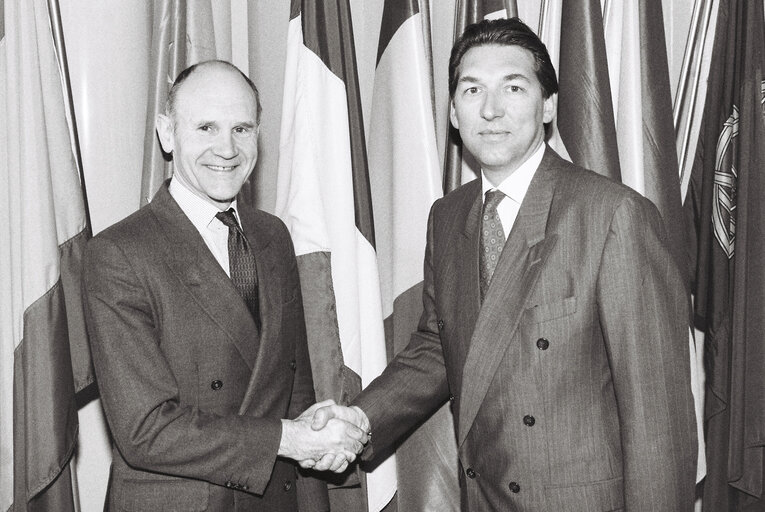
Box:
1, 0, 90, 509
275, 1, 395, 511
602, 2, 707, 485
443, 0, 518, 194
603, 0, 685, 266
368, 0, 458, 510
140, 0, 216, 205
685, 0, 765, 508
557, 0, 621, 182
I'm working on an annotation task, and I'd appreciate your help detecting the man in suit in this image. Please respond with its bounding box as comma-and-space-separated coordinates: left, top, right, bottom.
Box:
314, 18, 697, 511
82, 60, 366, 511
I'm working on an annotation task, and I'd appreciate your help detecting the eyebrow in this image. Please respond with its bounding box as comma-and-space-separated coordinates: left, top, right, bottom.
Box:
457, 73, 531, 85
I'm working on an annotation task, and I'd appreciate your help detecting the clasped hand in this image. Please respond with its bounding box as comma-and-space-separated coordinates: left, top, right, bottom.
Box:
279, 400, 370, 473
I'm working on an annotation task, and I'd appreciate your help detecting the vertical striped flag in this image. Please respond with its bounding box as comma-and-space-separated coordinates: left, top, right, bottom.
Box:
368, 0, 458, 510
275, 1, 396, 511
685, 0, 765, 509
603, 1, 706, 484
1, 0, 90, 509
557, 0, 621, 182
140, 0, 216, 205
443, 0, 518, 194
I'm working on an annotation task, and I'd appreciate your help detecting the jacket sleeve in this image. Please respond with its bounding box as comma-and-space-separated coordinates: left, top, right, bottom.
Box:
353, 205, 451, 460
83, 235, 282, 495
596, 195, 697, 511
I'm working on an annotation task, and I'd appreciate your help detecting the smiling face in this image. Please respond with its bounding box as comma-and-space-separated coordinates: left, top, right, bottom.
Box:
156, 64, 259, 210
450, 44, 554, 184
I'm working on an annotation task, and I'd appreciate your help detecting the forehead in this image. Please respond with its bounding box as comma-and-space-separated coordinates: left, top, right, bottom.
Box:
174, 67, 258, 121
457, 44, 538, 81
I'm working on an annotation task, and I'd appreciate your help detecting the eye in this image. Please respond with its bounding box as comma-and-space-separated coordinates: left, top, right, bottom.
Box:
198, 124, 213, 132
508, 85, 523, 93
233, 126, 250, 135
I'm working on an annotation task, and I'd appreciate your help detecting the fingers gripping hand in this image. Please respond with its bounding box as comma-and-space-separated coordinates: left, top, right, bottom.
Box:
312, 405, 371, 439
279, 415, 365, 473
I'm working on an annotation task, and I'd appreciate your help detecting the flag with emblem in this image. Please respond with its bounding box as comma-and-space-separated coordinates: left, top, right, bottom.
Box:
684, 0, 765, 509
276, 1, 396, 510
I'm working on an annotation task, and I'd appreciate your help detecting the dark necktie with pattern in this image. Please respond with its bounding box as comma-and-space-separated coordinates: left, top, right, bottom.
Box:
216, 208, 261, 330
480, 189, 507, 302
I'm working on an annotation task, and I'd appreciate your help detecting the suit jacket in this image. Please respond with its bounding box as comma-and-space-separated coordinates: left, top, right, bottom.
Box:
83, 184, 328, 512
354, 148, 697, 511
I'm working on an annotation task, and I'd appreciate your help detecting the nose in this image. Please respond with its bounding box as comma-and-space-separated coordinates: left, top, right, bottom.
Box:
480, 90, 503, 121
213, 131, 237, 159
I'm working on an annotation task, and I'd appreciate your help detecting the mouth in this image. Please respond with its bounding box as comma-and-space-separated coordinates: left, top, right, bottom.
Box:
205, 164, 239, 172
479, 130, 511, 141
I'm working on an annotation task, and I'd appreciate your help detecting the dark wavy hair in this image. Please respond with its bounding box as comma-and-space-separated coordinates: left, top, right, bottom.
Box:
448, 18, 559, 100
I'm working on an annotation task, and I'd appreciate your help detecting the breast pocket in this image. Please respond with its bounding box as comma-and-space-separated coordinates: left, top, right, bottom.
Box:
523, 296, 578, 325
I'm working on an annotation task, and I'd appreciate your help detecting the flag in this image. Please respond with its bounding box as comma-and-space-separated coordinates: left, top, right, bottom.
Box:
603, 0, 706, 484
556, 0, 620, 182
276, 1, 396, 511
685, 0, 765, 509
1, 0, 90, 509
140, 0, 216, 205
443, 0, 518, 194
368, 0, 458, 510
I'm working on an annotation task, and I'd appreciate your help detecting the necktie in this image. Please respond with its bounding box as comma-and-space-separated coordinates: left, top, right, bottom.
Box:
480, 190, 506, 302
216, 208, 260, 330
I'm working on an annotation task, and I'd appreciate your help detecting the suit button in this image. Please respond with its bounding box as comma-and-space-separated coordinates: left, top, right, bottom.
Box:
449, 394, 455, 402
290, 360, 297, 371
211, 380, 223, 390
225, 480, 233, 488
523, 415, 535, 426
437, 319, 445, 330
509, 481, 520, 493
283, 480, 292, 491
466, 468, 476, 479
536, 338, 549, 350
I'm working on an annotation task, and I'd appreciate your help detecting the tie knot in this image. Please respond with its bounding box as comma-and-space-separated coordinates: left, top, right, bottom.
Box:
484, 189, 505, 211
216, 208, 240, 230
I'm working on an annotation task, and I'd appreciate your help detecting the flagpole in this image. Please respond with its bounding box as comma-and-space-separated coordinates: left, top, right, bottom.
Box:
677, 0, 714, 189
673, 0, 703, 130
46, 0, 92, 231
537, 0, 549, 39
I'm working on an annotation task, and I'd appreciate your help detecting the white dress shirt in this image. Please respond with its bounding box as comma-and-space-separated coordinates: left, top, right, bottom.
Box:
480, 141, 545, 235
169, 177, 242, 277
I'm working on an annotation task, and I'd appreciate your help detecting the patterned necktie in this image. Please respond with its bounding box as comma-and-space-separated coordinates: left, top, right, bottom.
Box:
480, 189, 506, 302
216, 208, 260, 330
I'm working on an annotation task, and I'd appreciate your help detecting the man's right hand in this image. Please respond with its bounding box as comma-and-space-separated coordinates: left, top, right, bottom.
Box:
278, 400, 369, 473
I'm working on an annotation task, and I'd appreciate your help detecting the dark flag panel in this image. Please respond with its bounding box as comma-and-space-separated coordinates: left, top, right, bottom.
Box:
685, 0, 765, 509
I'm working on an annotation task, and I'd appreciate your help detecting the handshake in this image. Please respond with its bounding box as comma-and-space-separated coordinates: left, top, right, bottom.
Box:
279, 400, 371, 473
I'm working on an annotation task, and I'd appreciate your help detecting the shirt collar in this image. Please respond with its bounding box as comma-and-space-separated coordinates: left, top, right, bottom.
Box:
169, 177, 241, 231
481, 141, 545, 205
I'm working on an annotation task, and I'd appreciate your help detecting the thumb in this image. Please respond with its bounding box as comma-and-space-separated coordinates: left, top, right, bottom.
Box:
311, 406, 335, 430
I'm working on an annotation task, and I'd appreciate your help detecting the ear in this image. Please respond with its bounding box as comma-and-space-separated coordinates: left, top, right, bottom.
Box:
449, 99, 460, 130
542, 93, 556, 124
156, 113, 175, 154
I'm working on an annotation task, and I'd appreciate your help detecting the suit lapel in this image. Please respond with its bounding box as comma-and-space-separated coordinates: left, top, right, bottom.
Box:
459, 185, 483, 340
149, 185, 260, 370
457, 150, 561, 447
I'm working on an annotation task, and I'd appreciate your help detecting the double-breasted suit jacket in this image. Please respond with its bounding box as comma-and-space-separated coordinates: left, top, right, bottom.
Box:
354, 148, 697, 511
83, 184, 327, 511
